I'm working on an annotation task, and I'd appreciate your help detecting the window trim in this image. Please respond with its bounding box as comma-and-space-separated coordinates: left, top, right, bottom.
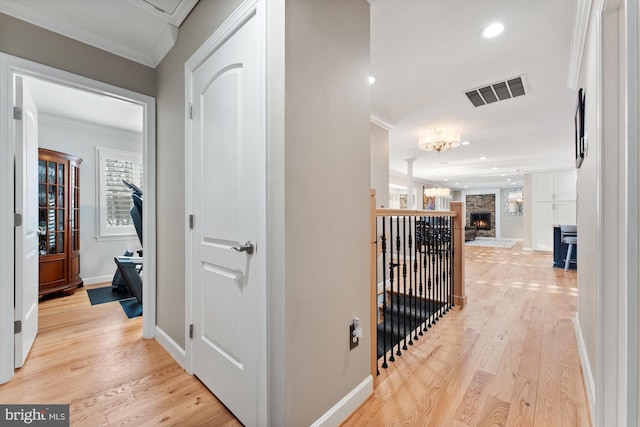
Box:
96, 147, 142, 238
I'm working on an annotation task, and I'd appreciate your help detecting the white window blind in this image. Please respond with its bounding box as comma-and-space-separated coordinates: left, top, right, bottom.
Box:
97, 147, 142, 238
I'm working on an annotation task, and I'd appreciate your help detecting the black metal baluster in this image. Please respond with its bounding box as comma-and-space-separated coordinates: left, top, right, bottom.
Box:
409, 217, 416, 345
450, 215, 455, 309
438, 216, 443, 320
446, 216, 452, 312
438, 217, 446, 319
427, 219, 433, 331
419, 218, 425, 336
395, 217, 402, 357
402, 216, 408, 351
409, 217, 419, 345
388, 218, 395, 363
381, 218, 388, 369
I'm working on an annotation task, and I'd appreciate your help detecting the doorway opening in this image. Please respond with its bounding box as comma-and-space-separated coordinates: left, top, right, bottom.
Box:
1, 53, 157, 383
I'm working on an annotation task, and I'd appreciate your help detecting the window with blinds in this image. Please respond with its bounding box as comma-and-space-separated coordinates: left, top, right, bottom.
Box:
97, 147, 142, 238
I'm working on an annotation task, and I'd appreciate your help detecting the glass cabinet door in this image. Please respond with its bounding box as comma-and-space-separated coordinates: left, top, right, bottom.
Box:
39, 159, 65, 256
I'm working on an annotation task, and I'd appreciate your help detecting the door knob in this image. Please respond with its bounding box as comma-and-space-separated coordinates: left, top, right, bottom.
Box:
231, 241, 256, 255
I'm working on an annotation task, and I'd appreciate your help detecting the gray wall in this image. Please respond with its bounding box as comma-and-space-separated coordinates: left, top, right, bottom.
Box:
38, 117, 142, 283
283, 1, 371, 425
0, 13, 155, 97
155, 0, 244, 349
370, 122, 389, 207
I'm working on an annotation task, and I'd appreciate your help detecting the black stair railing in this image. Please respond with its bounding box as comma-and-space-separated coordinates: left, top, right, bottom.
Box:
374, 210, 458, 374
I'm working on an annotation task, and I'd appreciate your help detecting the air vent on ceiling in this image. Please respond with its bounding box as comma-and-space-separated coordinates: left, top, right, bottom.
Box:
464, 76, 526, 107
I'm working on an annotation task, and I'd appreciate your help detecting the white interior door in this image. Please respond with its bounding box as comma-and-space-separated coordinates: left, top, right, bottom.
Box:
189, 11, 264, 427
14, 75, 39, 368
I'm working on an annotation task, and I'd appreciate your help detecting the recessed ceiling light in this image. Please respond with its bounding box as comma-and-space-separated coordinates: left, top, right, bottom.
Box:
369, 76, 376, 85
464, 186, 468, 189
492, 167, 498, 170
512, 182, 518, 185
461, 141, 471, 146
455, 182, 460, 185
500, 173, 506, 177
480, 156, 488, 160
506, 178, 512, 181
443, 178, 449, 181
483, 22, 504, 38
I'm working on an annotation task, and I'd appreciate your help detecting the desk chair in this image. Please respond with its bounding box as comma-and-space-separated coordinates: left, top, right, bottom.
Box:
560, 225, 577, 271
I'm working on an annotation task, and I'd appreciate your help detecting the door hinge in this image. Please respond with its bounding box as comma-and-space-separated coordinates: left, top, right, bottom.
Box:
189, 103, 193, 120
189, 324, 194, 339
189, 214, 194, 230
14, 320, 22, 334
14, 213, 22, 227
13, 106, 22, 120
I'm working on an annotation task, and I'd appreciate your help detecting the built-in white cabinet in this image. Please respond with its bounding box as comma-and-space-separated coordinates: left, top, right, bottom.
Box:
531, 170, 577, 251
532, 170, 577, 202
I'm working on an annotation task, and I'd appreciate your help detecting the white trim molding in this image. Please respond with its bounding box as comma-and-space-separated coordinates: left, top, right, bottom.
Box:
568, 0, 594, 89
370, 113, 394, 131
575, 314, 596, 426
310, 375, 373, 427
154, 326, 186, 369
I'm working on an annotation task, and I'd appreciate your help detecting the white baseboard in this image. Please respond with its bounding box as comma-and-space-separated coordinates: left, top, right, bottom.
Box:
310, 375, 373, 427
83, 275, 114, 286
574, 314, 595, 426
155, 326, 186, 369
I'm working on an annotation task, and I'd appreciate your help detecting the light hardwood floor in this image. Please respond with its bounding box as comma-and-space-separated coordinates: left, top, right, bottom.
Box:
343, 243, 591, 426
1, 245, 590, 426
0, 284, 241, 427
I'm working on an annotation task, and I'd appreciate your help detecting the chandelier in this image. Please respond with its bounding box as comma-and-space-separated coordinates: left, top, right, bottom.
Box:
419, 126, 461, 152
424, 187, 451, 198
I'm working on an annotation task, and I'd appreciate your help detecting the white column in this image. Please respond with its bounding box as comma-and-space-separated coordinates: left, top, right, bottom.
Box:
406, 158, 415, 210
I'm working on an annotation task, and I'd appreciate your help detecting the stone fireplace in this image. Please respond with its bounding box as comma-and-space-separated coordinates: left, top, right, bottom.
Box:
470, 212, 491, 230
466, 194, 496, 237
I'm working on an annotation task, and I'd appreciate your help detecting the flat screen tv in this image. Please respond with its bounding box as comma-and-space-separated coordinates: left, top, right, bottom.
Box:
575, 88, 585, 168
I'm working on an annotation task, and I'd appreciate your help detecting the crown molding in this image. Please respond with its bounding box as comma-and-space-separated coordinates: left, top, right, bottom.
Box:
568, 0, 594, 89
370, 113, 394, 131
0, 1, 179, 67
125, 0, 199, 27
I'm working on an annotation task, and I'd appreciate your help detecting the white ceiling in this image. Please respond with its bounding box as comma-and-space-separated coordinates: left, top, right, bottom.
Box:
23, 76, 143, 134
371, 0, 579, 190
3, 0, 579, 190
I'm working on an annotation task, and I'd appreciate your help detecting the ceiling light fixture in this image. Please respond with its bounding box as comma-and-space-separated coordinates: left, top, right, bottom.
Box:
424, 187, 451, 198
482, 22, 504, 38
419, 126, 461, 152
461, 141, 471, 146
369, 76, 376, 85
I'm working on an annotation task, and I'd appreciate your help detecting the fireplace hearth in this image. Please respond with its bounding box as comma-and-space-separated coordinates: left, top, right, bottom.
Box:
470, 212, 491, 230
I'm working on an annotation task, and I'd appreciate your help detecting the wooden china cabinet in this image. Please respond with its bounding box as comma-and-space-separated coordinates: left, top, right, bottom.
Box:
38, 148, 83, 297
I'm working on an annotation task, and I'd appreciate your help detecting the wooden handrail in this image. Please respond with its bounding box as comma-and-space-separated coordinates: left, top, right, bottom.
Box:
375, 208, 458, 218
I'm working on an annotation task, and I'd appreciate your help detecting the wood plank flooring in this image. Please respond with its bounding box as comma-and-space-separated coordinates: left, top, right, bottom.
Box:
0, 284, 240, 427
343, 243, 591, 427
1, 245, 590, 426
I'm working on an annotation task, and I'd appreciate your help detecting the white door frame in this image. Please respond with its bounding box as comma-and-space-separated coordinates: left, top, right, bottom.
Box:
0, 53, 157, 384
184, 0, 267, 423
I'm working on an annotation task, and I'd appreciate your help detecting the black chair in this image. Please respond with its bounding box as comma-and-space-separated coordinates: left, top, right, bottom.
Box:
560, 225, 577, 271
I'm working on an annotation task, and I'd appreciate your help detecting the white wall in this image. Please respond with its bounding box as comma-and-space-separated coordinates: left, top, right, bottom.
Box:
38, 115, 142, 284
573, 0, 639, 425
